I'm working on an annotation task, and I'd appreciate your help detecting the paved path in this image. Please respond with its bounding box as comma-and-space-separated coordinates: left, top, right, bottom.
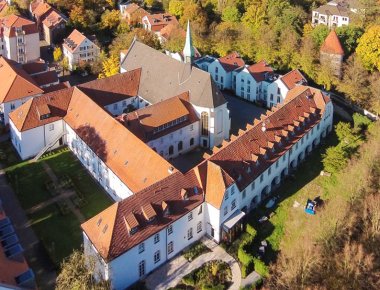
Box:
41, 162, 86, 223
0, 168, 56, 289
25, 190, 75, 214
145, 238, 241, 290
241, 270, 261, 288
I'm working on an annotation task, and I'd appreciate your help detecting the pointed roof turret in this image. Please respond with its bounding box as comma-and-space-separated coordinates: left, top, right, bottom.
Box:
183, 20, 195, 63
320, 30, 344, 55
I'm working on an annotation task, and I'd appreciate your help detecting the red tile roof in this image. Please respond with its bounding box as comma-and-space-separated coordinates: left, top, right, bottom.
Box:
0, 14, 38, 37
32, 2, 52, 19
320, 30, 345, 55
280, 69, 307, 90
0, 57, 43, 103
31, 70, 58, 87
218, 51, 245, 72
247, 60, 273, 82
63, 29, 88, 53
121, 92, 199, 142
81, 169, 203, 261
43, 82, 70, 93
143, 13, 178, 32
42, 9, 66, 29
22, 59, 47, 75
159, 23, 185, 40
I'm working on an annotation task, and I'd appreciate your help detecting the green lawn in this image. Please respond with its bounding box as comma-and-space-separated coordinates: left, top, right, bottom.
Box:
43, 149, 113, 219
29, 205, 83, 266
3, 146, 113, 268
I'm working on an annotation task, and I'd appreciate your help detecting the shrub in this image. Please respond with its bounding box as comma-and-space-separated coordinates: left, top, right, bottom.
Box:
246, 224, 257, 239
183, 241, 209, 262
182, 274, 195, 286
238, 244, 254, 266
241, 258, 255, 278
253, 258, 269, 277
202, 284, 225, 290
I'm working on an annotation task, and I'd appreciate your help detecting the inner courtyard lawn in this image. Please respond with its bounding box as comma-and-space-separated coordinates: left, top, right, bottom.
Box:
5, 147, 113, 267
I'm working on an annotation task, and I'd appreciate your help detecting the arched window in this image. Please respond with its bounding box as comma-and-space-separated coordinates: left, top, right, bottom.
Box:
178, 141, 183, 151
201, 112, 209, 136
190, 138, 194, 146
169, 145, 174, 155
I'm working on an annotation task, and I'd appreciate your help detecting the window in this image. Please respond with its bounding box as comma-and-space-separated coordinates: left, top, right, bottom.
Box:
317, 124, 320, 130
282, 155, 286, 162
201, 112, 209, 136
10, 103, 15, 110
167, 224, 173, 235
168, 241, 174, 254
154, 250, 160, 264
231, 186, 235, 195
301, 138, 304, 145
169, 145, 174, 155
198, 205, 202, 215
277, 88, 281, 94
197, 221, 202, 233
277, 97, 281, 103
225, 191, 229, 200
190, 138, 194, 146
154, 233, 160, 244
188, 212, 193, 221
215, 75, 218, 81
224, 206, 228, 216
242, 190, 246, 199
190, 124, 194, 131
187, 228, 193, 240
231, 199, 236, 210
268, 168, 272, 176
215, 67, 218, 73
138, 243, 145, 253
251, 181, 255, 191
122, 100, 127, 107
138, 260, 145, 277
178, 141, 183, 151
270, 94, 274, 101
260, 174, 264, 183
276, 160, 279, 168
221, 76, 224, 84
49, 124, 54, 131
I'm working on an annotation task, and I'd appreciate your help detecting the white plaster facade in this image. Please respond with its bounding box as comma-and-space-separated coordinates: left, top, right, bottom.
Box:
207, 60, 236, 91
265, 78, 290, 108
0, 30, 40, 63
63, 36, 100, 71
1, 94, 40, 125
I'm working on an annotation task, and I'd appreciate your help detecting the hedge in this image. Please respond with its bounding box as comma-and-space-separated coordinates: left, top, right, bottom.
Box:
253, 258, 269, 277
246, 224, 257, 238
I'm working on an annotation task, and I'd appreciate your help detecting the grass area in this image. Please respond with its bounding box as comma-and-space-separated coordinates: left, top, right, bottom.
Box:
0, 140, 21, 168
43, 149, 113, 219
170, 260, 232, 290
29, 204, 82, 266
182, 241, 211, 262
3, 146, 113, 269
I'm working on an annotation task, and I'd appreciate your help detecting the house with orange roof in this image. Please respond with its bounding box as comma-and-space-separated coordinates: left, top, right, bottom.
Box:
79, 85, 333, 290
233, 60, 275, 102
265, 69, 308, 108
29, 0, 67, 45
0, 56, 44, 125
320, 30, 345, 78
0, 14, 40, 63
120, 2, 149, 26
142, 13, 178, 33
63, 29, 100, 71
198, 51, 245, 90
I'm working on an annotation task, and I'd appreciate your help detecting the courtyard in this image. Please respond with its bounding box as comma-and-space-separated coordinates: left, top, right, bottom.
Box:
1, 145, 113, 289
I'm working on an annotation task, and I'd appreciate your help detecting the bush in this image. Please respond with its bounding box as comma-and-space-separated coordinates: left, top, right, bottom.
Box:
253, 258, 269, 277
241, 258, 255, 278
183, 241, 209, 262
246, 224, 257, 238
238, 243, 254, 266
202, 284, 225, 290
182, 274, 195, 286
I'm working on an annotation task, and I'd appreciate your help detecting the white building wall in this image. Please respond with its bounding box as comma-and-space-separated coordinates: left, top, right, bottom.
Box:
105, 204, 205, 290
65, 124, 133, 201
1, 94, 40, 125
9, 119, 64, 160
207, 60, 232, 90
147, 121, 200, 159
64, 38, 100, 71
235, 69, 259, 102
266, 79, 288, 108
3, 32, 40, 63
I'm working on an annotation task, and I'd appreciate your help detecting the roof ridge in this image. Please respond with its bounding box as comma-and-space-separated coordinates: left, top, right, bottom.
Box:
20, 98, 35, 131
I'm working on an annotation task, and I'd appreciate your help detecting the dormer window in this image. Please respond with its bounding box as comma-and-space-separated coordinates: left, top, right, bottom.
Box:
162, 201, 170, 216
181, 189, 189, 200
124, 213, 139, 236
142, 203, 157, 222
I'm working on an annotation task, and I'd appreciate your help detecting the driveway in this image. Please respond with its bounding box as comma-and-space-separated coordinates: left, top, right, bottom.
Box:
145, 238, 241, 290
224, 92, 267, 136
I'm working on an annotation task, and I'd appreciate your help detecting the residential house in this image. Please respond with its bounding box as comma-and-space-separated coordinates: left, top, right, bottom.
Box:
30, 0, 67, 44
142, 13, 179, 39
312, 0, 363, 28
62, 29, 100, 71
206, 52, 245, 90
120, 2, 149, 26
320, 30, 345, 78
265, 69, 307, 108
234, 60, 274, 103
0, 14, 40, 63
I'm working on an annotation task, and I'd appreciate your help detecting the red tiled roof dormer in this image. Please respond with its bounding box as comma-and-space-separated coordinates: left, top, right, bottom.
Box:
320, 30, 344, 55
246, 60, 273, 82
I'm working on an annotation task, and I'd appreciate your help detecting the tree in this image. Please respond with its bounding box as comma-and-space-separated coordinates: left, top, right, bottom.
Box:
316, 62, 337, 91
221, 6, 241, 23
356, 25, 380, 71
369, 72, 380, 115
99, 54, 119, 78
294, 36, 318, 79
212, 22, 240, 56
335, 122, 356, 144
180, 1, 208, 35
276, 27, 300, 70
241, 3, 266, 33
336, 25, 364, 55
168, 0, 185, 17
322, 145, 348, 174
145, 0, 155, 8
163, 27, 185, 52
101, 9, 120, 30
53, 47, 63, 62
310, 24, 329, 47
56, 249, 110, 290
60, 57, 69, 76
338, 55, 370, 106
254, 24, 278, 64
